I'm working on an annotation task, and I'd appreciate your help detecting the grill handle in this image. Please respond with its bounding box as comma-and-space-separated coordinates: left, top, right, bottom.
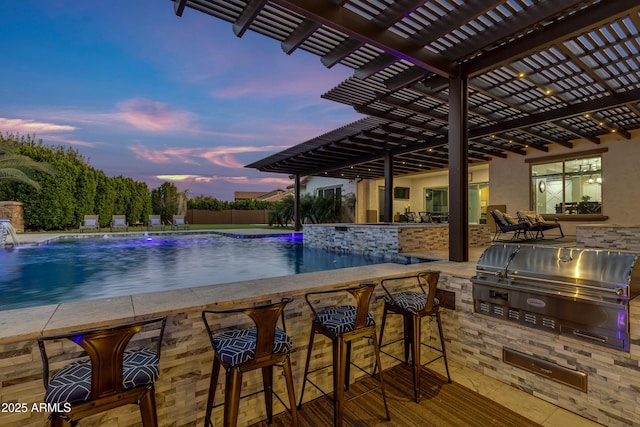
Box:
489, 290, 508, 300
573, 329, 608, 343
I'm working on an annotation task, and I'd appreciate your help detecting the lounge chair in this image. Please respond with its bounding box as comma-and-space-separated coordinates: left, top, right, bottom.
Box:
79, 215, 99, 233
110, 215, 128, 232
517, 210, 564, 239
171, 215, 189, 230
418, 211, 433, 223
490, 210, 530, 241
405, 211, 419, 222
147, 215, 165, 231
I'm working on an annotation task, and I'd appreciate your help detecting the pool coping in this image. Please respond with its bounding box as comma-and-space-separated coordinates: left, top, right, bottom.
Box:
8, 228, 298, 246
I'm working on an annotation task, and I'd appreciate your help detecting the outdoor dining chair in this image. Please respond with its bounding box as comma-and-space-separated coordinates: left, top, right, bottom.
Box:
377, 272, 451, 403
298, 282, 390, 427
37, 316, 167, 427
202, 298, 298, 427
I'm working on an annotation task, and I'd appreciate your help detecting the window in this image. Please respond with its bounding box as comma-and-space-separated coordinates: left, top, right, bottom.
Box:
394, 187, 410, 199
531, 155, 602, 215
318, 186, 341, 200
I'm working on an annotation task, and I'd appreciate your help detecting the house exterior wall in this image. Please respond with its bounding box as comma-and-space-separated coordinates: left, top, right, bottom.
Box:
360, 164, 489, 222
303, 130, 640, 232
489, 130, 640, 236
301, 176, 357, 197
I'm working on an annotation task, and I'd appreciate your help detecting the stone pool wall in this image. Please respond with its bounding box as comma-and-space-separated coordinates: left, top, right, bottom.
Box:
304, 223, 491, 255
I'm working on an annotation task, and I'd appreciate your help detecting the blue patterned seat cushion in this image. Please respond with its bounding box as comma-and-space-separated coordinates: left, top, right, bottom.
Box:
384, 292, 440, 313
313, 305, 375, 335
44, 349, 159, 406
212, 327, 292, 366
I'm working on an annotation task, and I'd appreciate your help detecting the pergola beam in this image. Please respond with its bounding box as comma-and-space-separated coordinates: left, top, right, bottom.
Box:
232, 0, 267, 38
272, 0, 459, 77
470, 88, 640, 139
465, 0, 640, 76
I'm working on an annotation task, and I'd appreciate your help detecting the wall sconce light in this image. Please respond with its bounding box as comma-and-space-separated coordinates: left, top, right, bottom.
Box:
538, 181, 546, 193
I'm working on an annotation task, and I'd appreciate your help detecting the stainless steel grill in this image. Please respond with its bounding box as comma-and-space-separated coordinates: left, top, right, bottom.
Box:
472, 244, 640, 351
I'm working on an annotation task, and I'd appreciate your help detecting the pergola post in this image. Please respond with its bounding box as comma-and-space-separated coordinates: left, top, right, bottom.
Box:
294, 174, 301, 231
384, 150, 393, 223
448, 77, 469, 262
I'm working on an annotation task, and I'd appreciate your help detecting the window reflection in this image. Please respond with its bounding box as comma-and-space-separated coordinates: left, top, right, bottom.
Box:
531, 156, 602, 215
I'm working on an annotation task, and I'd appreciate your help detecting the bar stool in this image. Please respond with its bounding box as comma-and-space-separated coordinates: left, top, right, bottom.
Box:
298, 282, 390, 427
37, 316, 167, 427
202, 297, 298, 427
378, 272, 451, 402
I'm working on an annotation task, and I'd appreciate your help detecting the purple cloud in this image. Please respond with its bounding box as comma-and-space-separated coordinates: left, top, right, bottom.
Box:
115, 98, 196, 132
130, 143, 292, 168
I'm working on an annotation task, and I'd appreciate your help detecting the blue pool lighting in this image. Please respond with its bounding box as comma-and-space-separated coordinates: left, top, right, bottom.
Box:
0, 234, 422, 311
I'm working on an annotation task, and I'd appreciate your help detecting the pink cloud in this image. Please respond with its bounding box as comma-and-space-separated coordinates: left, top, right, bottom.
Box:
130, 144, 291, 168
0, 118, 76, 133
156, 174, 292, 187
115, 98, 196, 132
38, 134, 100, 148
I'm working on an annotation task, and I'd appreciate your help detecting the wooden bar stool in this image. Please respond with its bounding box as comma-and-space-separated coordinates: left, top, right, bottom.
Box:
202, 297, 298, 427
378, 272, 451, 402
298, 282, 390, 427
37, 317, 167, 427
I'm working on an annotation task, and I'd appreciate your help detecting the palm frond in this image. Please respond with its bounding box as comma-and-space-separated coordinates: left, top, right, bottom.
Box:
0, 168, 41, 189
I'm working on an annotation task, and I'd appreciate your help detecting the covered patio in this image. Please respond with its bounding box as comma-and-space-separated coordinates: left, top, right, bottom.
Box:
173, 0, 640, 261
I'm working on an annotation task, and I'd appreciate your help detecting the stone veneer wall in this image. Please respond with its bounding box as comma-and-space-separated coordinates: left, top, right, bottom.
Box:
304, 223, 491, 255
2, 265, 639, 426
437, 274, 640, 426
0, 201, 24, 233
576, 224, 640, 251
0, 268, 437, 427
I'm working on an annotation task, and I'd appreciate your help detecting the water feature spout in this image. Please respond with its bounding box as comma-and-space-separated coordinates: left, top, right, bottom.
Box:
0, 220, 19, 247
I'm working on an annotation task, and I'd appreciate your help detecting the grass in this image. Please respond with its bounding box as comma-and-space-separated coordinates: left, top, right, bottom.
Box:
188, 224, 293, 230
23, 223, 294, 234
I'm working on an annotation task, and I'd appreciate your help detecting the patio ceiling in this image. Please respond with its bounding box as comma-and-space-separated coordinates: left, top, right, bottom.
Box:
174, 0, 640, 180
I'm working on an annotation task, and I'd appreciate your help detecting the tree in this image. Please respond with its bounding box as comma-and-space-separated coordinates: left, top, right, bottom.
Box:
0, 134, 152, 230
151, 182, 180, 223
0, 135, 55, 190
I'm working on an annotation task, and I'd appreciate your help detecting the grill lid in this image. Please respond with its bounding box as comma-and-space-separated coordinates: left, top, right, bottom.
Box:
476, 244, 640, 298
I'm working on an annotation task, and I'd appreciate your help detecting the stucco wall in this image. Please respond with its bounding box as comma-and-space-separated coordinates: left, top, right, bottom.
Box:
361, 164, 489, 222
489, 130, 640, 236
301, 176, 357, 197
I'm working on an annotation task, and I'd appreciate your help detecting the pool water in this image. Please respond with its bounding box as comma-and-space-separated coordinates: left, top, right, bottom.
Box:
0, 233, 416, 311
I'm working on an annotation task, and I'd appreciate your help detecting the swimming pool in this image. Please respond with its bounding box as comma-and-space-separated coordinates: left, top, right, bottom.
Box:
0, 233, 418, 311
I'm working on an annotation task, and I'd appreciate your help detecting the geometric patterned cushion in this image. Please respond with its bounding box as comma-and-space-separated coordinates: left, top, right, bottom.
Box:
502, 213, 519, 225
313, 305, 375, 335
384, 292, 440, 314
212, 327, 292, 366
44, 349, 159, 406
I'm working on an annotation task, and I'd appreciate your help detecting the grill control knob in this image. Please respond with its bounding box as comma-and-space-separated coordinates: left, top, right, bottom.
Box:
615, 288, 626, 296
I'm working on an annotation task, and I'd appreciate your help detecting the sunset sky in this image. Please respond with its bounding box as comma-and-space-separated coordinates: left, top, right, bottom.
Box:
0, 1, 361, 200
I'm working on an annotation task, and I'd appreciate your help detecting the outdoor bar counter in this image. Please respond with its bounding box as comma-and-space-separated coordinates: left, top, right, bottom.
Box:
1, 255, 639, 426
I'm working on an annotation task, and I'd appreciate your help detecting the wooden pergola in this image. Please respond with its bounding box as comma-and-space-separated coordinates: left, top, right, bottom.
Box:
172, 0, 640, 261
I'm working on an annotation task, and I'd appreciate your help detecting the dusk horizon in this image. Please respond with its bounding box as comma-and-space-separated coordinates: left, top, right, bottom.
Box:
1, 1, 361, 200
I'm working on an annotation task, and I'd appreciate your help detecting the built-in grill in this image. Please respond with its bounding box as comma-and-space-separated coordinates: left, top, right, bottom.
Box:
472, 244, 640, 351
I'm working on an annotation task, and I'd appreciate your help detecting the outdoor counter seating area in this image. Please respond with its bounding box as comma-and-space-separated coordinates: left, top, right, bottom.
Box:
0, 253, 636, 426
